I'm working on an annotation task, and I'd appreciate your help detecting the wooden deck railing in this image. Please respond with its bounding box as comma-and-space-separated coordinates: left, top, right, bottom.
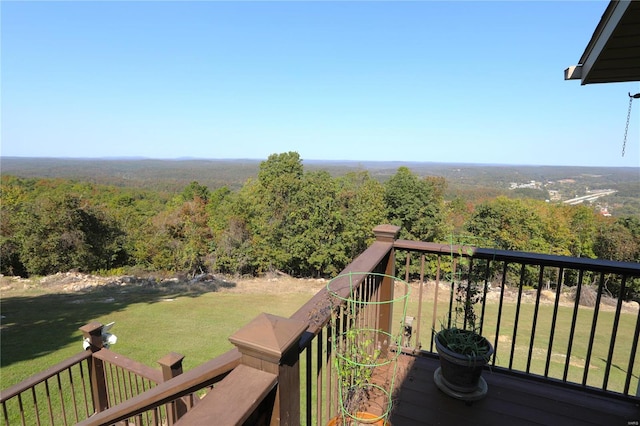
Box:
75, 349, 240, 426
68, 224, 403, 425
1, 323, 191, 425
291, 224, 402, 425
3, 224, 639, 424
1, 350, 93, 426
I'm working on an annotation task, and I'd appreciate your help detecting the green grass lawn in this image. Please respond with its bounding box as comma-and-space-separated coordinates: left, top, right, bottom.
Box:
0, 280, 317, 390
393, 282, 640, 395
1, 277, 637, 422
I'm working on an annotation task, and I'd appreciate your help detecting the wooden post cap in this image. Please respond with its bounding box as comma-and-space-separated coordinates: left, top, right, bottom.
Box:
229, 313, 307, 364
373, 224, 401, 242
157, 352, 185, 369
79, 322, 103, 337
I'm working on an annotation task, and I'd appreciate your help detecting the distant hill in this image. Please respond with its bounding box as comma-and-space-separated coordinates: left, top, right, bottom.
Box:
1, 157, 638, 216
1, 157, 263, 192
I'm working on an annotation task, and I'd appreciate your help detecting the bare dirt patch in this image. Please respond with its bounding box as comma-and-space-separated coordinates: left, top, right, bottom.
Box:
1, 273, 636, 314
407, 280, 638, 315
0, 272, 326, 297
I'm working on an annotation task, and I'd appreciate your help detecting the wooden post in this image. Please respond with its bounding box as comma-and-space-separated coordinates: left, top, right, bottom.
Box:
372, 224, 401, 243
79, 322, 109, 413
373, 225, 400, 351
158, 352, 188, 424
229, 313, 307, 426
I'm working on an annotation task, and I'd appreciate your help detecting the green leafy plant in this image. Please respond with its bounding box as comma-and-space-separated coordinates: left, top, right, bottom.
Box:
437, 234, 492, 361
437, 279, 491, 362
327, 272, 410, 424
437, 327, 491, 360
334, 328, 381, 415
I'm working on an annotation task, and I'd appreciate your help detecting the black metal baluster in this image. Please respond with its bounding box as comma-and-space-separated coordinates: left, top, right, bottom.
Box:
492, 261, 509, 367
509, 263, 526, 370
563, 269, 584, 382
582, 272, 605, 387
623, 299, 640, 396
527, 265, 545, 374
545, 267, 564, 378
603, 275, 627, 391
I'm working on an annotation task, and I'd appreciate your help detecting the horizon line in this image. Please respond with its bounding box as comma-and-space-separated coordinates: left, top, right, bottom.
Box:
1, 155, 639, 169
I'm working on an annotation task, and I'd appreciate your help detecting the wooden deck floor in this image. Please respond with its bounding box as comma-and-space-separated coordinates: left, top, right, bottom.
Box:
385, 354, 639, 426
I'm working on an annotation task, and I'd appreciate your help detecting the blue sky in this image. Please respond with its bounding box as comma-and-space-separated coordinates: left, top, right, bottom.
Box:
2, 1, 639, 167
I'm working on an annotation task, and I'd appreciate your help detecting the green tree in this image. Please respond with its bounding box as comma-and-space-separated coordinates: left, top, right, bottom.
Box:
618, 216, 640, 242
179, 181, 210, 203
286, 170, 348, 276
538, 203, 573, 256
16, 193, 121, 275
384, 167, 445, 242
140, 183, 212, 274
0, 176, 30, 276
208, 187, 254, 275
247, 152, 304, 273
593, 218, 640, 299
465, 197, 546, 252
568, 205, 598, 258
445, 196, 472, 236
594, 220, 639, 263
337, 171, 386, 259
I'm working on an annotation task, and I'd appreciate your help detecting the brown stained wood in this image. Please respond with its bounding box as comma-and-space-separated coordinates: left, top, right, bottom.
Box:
229, 313, 307, 364
157, 352, 185, 382
229, 313, 306, 426
80, 322, 105, 351
291, 240, 396, 347
388, 354, 640, 426
173, 365, 276, 426
76, 349, 240, 426
373, 224, 401, 242
0, 351, 91, 401
273, 358, 300, 426
93, 349, 163, 384
377, 256, 395, 348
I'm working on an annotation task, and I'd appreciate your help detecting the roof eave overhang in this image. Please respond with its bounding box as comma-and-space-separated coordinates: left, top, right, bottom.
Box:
564, 0, 632, 85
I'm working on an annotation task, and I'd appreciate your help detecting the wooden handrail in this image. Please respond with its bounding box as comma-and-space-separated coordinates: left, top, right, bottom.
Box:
76, 348, 241, 426
174, 365, 277, 425
0, 350, 92, 402
93, 348, 163, 384
290, 239, 395, 349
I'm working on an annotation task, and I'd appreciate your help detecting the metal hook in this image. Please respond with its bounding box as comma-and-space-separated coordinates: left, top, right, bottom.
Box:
622, 93, 639, 157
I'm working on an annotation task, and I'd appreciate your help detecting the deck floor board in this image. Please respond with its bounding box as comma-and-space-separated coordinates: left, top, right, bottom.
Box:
385, 354, 639, 426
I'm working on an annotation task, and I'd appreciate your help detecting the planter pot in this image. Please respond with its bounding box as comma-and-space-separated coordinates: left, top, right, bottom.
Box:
434, 330, 494, 400
327, 412, 390, 425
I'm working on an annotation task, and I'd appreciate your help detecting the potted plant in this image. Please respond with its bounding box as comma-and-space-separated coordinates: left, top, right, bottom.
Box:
326, 272, 410, 425
434, 242, 494, 401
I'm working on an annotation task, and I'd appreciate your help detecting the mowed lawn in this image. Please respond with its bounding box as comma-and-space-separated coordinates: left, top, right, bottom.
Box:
0, 277, 323, 390
2, 278, 638, 397
394, 282, 640, 395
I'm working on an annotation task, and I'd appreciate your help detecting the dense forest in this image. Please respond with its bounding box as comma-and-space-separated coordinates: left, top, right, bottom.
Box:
4, 156, 640, 209
1, 152, 639, 286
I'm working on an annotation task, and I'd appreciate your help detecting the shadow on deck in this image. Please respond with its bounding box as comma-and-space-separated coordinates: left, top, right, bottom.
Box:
389, 354, 639, 426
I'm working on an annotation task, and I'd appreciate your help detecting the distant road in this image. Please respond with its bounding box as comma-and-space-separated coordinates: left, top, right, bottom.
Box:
563, 190, 617, 205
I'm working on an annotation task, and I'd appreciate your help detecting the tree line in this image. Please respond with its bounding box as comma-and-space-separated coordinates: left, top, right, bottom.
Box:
1, 152, 639, 281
